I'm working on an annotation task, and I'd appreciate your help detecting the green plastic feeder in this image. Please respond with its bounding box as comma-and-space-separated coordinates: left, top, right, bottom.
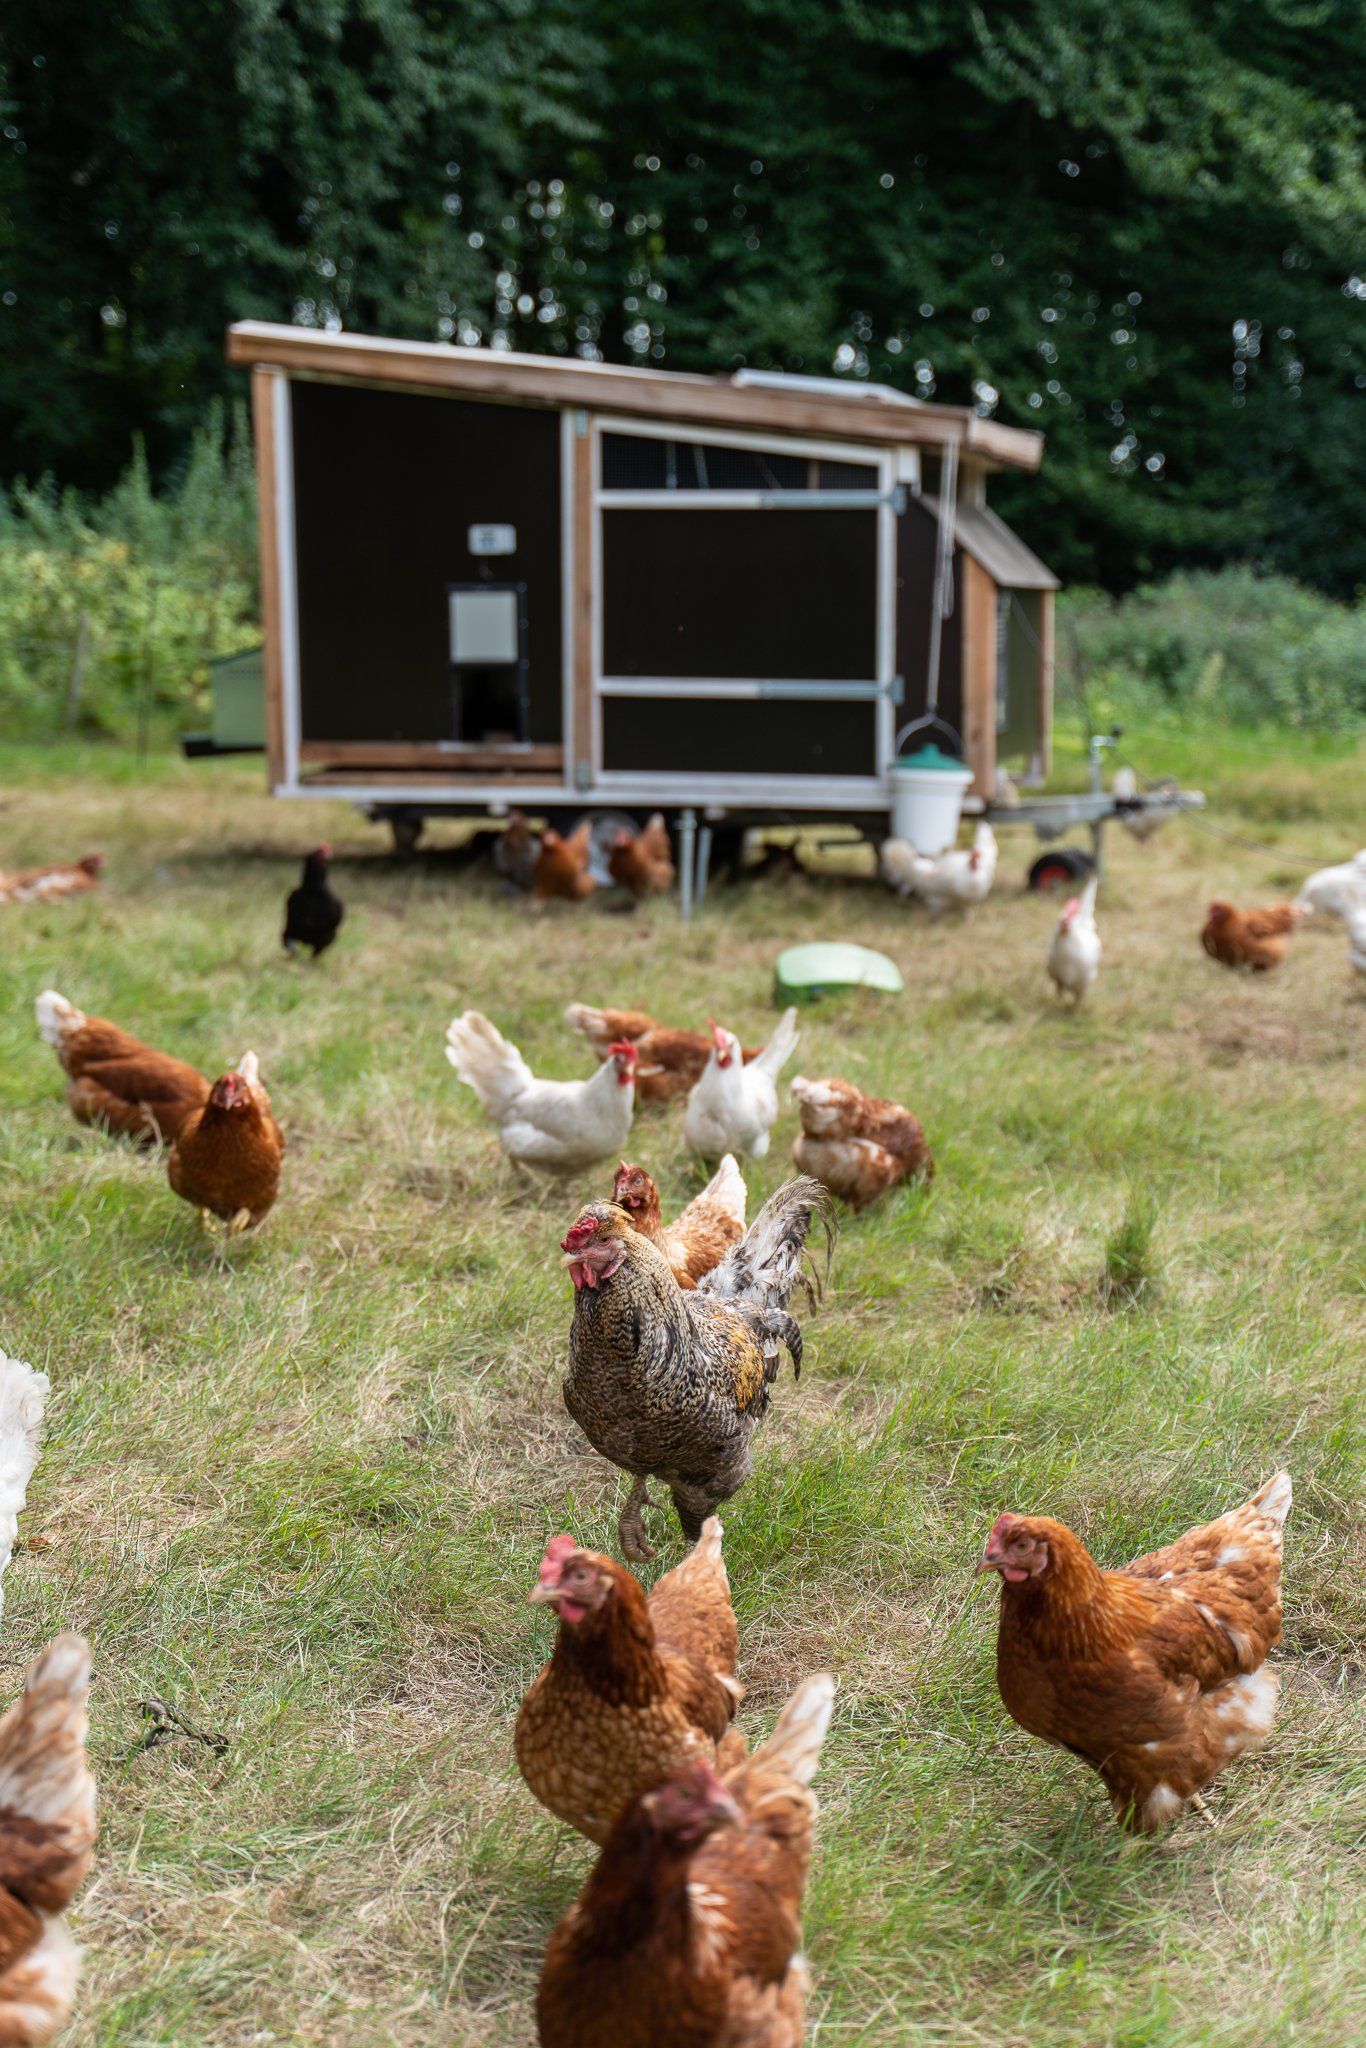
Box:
775, 942, 904, 1006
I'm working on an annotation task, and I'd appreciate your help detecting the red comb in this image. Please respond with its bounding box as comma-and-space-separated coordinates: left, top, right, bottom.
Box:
560, 1215, 600, 1252
540, 1534, 578, 1584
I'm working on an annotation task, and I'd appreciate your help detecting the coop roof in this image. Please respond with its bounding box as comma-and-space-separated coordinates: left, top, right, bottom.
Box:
226, 322, 1045, 473
923, 495, 1060, 589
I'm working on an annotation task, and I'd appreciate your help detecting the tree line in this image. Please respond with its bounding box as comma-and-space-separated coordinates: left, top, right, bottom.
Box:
3, 0, 1365, 593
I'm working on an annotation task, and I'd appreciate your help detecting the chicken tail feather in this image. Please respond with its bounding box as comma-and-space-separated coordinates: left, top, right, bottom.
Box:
753, 1005, 801, 1083
33, 993, 82, 1054
700, 1176, 837, 1315
745, 1673, 836, 1788
1249, 1469, 1292, 1528
444, 1011, 534, 1119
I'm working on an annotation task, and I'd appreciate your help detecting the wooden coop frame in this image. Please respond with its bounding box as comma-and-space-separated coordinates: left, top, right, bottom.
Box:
226, 322, 1058, 832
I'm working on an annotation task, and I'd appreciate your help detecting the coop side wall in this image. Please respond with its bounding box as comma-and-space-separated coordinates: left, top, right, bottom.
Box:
251, 367, 287, 788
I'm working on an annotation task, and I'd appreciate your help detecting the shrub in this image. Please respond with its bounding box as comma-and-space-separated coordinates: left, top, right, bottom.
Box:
1060, 568, 1366, 737
0, 405, 259, 744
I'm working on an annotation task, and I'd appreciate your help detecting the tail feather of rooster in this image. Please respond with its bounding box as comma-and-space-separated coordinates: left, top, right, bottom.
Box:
1078, 874, 1099, 919
743, 1673, 836, 1788
34, 991, 83, 1052
752, 1006, 800, 1083
698, 1176, 837, 1313
445, 1011, 534, 1118
0, 1355, 48, 1629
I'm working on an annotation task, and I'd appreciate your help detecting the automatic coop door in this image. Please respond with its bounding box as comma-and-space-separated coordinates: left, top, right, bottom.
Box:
446, 583, 529, 745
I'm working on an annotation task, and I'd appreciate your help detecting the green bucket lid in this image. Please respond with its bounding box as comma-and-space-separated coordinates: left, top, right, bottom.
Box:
775, 942, 904, 1006
894, 741, 968, 771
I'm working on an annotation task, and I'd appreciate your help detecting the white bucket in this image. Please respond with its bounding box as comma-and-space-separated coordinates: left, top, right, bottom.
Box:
888, 758, 974, 854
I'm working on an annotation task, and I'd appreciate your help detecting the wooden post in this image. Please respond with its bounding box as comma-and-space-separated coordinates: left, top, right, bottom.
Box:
1037, 586, 1055, 781
961, 556, 998, 800
570, 410, 595, 790
251, 366, 286, 788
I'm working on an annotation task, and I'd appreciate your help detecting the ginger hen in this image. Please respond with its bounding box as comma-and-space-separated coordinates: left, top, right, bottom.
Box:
560, 1178, 835, 1559
1202, 900, 1299, 972
167, 1052, 284, 1237
979, 1470, 1291, 1830
566, 1005, 759, 1107
35, 991, 209, 1146
0, 1632, 98, 2048
516, 1517, 743, 1845
537, 1672, 835, 2048
534, 823, 596, 906
608, 814, 675, 899
612, 1156, 747, 1287
790, 1075, 933, 1208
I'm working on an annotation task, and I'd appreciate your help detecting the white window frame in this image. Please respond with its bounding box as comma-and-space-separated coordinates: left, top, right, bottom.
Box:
591, 414, 900, 795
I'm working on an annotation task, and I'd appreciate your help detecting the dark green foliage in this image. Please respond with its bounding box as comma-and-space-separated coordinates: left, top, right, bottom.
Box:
1061, 571, 1366, 736
3, 3, 1366, 590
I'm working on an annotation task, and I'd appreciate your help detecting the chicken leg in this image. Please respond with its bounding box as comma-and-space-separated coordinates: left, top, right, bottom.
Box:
618, 1475, 664, 1561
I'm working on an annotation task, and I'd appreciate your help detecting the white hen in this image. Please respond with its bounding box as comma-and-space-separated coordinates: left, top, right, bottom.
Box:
0, 1353, 48, 1629
1112, 765, 1182, 842
683, 1008, 799, 1160
1046, 875, 1101, 1004
445, 1012, 637, 1171
880, 821, 997, 916
1296, 849, 1366, 919
1346, 896, 1366, 977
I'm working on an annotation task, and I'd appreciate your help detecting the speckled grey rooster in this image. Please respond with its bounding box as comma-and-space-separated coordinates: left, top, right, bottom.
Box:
560, 1177, 837, 1559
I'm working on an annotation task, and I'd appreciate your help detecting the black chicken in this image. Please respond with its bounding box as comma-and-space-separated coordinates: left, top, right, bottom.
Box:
282, 845, 344, 958
560, 1178, 836, 1559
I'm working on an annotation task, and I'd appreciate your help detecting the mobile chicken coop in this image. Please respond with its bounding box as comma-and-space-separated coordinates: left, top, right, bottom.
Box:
225, 321, 1059, 853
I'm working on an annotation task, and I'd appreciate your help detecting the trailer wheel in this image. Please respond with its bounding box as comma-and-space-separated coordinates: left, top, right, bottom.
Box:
1028, 847, 1093, 893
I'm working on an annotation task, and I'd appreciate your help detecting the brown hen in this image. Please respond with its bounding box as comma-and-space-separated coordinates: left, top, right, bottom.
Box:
536, 1672, 835, 2048
1201, 900, 1300, 972
534, 823, 596, 905
35, 990, 209, 1146
566, 1006, 759, 1105
612, 1156, 747, 1287
167, 1051, 284, 1235
0, 1633, 97, 2048
0, 855, 103, 907
515, 1517, 744, 1845
980, 1470, 1291, 1830
608, 814, 676, 899
789, 1075, 934, 1208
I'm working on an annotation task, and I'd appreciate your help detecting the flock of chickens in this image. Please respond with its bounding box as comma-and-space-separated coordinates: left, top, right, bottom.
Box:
0, 814, 1360, 2046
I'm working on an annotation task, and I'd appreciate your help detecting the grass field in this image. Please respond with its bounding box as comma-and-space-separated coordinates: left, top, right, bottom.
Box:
1, 731, 1364, 2048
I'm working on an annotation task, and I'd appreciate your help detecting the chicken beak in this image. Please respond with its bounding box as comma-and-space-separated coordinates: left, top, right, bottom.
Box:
526, 1580, 563, 1608
976, 1542, 1005, 1575
711, 1787, 746, 1830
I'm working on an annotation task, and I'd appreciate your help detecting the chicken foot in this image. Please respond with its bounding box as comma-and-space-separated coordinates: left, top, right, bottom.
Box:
618, 1475, 665, 1562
